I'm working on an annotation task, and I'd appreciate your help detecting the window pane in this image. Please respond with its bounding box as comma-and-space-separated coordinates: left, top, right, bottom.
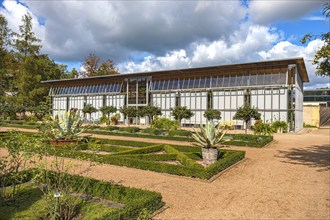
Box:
264, 74, 272, 85
223, 76, 229, 87
249, 74, 257, 86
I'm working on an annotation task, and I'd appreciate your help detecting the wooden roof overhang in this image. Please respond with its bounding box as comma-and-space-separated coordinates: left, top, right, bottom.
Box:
42, 58, 309, 87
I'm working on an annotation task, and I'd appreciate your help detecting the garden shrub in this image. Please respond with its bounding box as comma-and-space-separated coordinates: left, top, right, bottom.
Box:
119, 126, 141, 133
152, 117, 179, 130
253, 122, 274, 136
99, 115, 109, 124
25, 115, 38, 122
142, 128, 167, 136
112, 145, 164, 156
105, 126, 120, 131
271, 120, 288, 132
168, 129, 192, 137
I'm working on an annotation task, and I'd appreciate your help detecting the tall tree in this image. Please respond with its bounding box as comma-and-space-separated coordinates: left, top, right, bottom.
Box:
0, 15, 15, 105
82, 53, 100, 77
82, 53, 119, 77
301, 3, 329, 77
0, 14, 11, 51
98, 59, 119, 75
13, 13, 41, 58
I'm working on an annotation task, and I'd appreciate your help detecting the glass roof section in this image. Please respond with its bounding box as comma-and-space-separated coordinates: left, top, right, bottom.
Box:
150, 72, 287, 91
49, 83, 122, 96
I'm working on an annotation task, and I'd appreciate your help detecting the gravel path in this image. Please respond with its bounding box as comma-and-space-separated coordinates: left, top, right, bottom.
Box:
0, 127, 329, 219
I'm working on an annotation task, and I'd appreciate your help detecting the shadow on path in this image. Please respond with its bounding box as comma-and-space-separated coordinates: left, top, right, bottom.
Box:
276, 145, 330, 172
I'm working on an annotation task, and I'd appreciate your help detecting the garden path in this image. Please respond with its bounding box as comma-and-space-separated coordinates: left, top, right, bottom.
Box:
0, 127, 329, 219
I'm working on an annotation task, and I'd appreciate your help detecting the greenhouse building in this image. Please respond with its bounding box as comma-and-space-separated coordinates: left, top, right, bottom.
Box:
44, 58, 309, 132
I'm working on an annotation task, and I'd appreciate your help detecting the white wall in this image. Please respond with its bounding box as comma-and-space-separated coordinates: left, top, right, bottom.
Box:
86, 96, 103, 121
151, 93, 176, 120
180, 92, 207, 125
52, 97, 67, 117
251, 88, 288, 123
213, 90, 244, 126
106, 94, 125, 122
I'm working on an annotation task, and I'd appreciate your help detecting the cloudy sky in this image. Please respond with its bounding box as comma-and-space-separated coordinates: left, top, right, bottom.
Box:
0, 0, 329, 89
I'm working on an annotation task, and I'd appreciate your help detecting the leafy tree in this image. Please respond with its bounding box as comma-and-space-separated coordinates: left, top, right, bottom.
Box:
82, 53, 119, 77
0, 14, 11, 51
31, 99, 51, 120
301, 3, 329, 76
82, 53, 100, 77
69, 67, 79, 79
120, 106, 138, 125
170, 106, 194, 128
141, 105, 162, 125
98, 59, 118, 75
233, 104, 261, 134
82, 103, 97, 121
13, 13, 41, 58
204, 109, 221, 121
14, 55, 66, 107
0, 15, 15, 106
99, 105, 117, 124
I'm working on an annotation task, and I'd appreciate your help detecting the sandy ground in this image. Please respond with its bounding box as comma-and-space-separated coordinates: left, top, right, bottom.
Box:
0, 127, 329, 219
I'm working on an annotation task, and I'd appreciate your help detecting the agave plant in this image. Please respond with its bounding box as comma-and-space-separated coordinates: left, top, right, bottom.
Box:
192, 121, 226, 149
53, 110, 84, 140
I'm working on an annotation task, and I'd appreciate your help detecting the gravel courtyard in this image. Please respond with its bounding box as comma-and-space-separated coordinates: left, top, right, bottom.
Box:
1, 127, 329, 219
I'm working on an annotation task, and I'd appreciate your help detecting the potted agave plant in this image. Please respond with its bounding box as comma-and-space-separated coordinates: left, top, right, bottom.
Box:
192, 121, 226, 165
49, 110, 85, 145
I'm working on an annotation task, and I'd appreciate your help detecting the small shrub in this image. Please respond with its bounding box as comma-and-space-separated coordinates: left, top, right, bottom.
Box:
25, 115, 38, 122
119, 126, 141, 133
253, 122, 274, 136
271, 120, 288, 133
168, 129, 192, 137
142, 128, 166, 136
152, 118, 179, 131
99, 115, 109, 124
110, 113, 120, 125
105, 126, 120, 131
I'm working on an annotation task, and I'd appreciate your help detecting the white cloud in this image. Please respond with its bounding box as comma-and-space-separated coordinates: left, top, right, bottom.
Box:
248, 0, 327, 24
119, 28, 328, 89
1, 0, 45, 43
1, 0, 327, 89
13, 0, 246, 62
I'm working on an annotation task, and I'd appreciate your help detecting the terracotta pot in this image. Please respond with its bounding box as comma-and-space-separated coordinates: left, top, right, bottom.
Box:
50, 139, 78, 146
202, 148, 218, 165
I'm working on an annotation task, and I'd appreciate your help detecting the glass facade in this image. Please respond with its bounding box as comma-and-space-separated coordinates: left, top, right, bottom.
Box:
49, 83, 122, 96
150, 73, 286, 91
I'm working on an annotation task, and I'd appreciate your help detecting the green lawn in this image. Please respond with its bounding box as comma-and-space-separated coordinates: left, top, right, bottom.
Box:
0, 185, 119, 220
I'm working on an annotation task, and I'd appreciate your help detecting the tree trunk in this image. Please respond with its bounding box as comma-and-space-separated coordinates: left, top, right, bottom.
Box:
244, 121, 247, 134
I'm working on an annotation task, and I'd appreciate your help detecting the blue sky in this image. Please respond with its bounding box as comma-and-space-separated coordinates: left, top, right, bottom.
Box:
0, 0, 329, 89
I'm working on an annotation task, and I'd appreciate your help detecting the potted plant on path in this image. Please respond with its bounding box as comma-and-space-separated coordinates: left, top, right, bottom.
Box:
192, 121, 226, 165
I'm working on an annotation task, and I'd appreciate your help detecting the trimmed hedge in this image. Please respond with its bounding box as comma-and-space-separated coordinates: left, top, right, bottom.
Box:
1, 132, 245, 180
164, 145, 203, 170
1, 120, 273, 148
86, 129, 190, 142
111, 145, 164, 156
43, 143, 245, 180
1, 169, 164, 220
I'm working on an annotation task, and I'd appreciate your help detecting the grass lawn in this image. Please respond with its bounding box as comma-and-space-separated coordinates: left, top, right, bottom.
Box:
0, 185, 118, 220
0, 169, 164, 220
